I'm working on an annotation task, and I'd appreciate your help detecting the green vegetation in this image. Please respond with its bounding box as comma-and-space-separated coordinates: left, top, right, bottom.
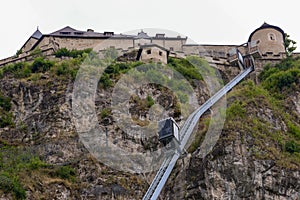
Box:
0, 58, 54, 78
223, 79, 300, 167
30, 48, 42, 58
54, 48, 92, 58
284, 33, 297, 57
54, 166, 76, 181
260, 56, 300, 94
0, 56, 83, 81
100, 108, 112, 119
226, 101, 246, 119
0, 145, 77, 199
168, 57, 203, 82
0, 146, 47, 199
219, 56, 300, 168
146, 95, 155, 107
0, 93, 11, 112
0, 172, 26, 200
16, 49, 22, 57
0, 93, 14, 128
285, 140, 300, 154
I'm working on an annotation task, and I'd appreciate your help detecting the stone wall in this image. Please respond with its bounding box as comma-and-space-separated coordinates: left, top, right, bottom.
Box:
21, 37, 39, 53
182, 44, 240, 58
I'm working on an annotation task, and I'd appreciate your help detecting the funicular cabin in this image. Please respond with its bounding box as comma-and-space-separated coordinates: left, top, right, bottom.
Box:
158, 117, 180, 149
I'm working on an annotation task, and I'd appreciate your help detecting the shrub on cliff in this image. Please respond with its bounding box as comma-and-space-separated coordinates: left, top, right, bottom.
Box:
260, 57, 300, 94
54, 48, 92, 58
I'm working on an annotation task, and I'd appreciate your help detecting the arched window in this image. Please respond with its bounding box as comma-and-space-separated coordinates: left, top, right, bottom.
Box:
268, 33, 276, 41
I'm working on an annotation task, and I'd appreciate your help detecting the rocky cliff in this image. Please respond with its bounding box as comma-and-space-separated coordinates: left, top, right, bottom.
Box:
0, 52, 299, 199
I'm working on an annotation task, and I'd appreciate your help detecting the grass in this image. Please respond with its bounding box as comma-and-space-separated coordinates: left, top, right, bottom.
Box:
0, 144, 77, 199
222, 78, 300, 168
0, 93, 14, 128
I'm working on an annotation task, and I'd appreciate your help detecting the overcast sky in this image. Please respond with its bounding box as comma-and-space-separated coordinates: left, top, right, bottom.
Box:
1, 0, 299, 59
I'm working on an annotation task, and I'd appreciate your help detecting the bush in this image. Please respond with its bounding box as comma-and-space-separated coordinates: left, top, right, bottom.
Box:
146, 95, 155, 107
0, 113, 14, 128
285, 140, 300, 154
30, 57, 54, 73
0, 93, 11, 111
287, 121, 300, 139
55, 166, 76, 181
100, 108, 111, 119
54, 48, 92, 58
168, 57, 203, 82
262, 69, 300, 92
0, 173, 26, 200
99, 73, 113, 89
260, 57, 300, 93
227, 101, 246, 119
28, 157, 48, 170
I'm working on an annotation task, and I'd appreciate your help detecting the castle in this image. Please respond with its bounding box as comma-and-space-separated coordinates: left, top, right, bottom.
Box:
0, 23, 290, 71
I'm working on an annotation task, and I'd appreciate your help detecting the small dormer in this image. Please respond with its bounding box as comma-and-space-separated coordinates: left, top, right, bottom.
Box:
155, 33, 165, 38
104, 31, 114, 36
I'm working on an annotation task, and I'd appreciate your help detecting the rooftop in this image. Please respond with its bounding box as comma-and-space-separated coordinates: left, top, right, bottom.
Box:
248, 22, 285, 42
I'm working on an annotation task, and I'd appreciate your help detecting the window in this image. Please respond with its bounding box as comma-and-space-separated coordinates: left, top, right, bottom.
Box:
60, 32, 71, 35
74, 32, 84, 35
170, 47, 174, 51
104, 32, 114, 36
269, 33, 276, 41
159, 51, 163, 56
147, 49, 151, 54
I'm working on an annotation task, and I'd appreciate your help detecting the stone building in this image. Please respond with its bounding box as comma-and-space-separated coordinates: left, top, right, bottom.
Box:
137, 44, 169, 64
248, 22, 285, 58
0, 23, 289, 69
0, 26, 187, 66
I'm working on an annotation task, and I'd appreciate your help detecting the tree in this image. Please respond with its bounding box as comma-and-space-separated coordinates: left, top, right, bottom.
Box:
284, 33, 297, 57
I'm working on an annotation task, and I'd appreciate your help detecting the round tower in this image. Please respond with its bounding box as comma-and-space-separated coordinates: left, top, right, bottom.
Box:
248, 22, 285, 57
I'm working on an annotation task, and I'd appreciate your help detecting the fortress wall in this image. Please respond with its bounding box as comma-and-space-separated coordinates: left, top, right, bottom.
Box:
134, 38, 151, 47
183, 45, 241, 58
133, 39, 185, 51
47, 37, 106, 50
21, 37, 39, 53
35, 37, 52, 50
150, 39, 165, 48
93, 38, 134, 51
162, 40, 185, 51
36, 37, 135, 52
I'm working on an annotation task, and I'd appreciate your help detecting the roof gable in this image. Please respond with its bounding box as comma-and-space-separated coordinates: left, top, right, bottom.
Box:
50, 26, 79, 35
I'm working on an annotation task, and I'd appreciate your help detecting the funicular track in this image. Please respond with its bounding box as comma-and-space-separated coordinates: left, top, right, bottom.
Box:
143, 63, 254, 200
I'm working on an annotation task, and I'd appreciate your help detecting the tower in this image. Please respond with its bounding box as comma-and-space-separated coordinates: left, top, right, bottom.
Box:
248, 22, 286, 58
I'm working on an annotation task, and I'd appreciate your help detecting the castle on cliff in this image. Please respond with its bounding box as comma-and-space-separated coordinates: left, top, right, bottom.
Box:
0, 23, 289, 71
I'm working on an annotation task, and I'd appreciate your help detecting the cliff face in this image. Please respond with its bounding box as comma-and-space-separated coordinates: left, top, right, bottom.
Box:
164, 79, 300, 199
0, 80, 143, 199
0, 54, 299, 199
